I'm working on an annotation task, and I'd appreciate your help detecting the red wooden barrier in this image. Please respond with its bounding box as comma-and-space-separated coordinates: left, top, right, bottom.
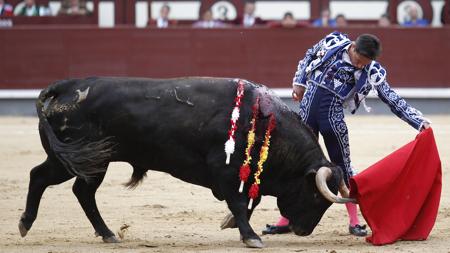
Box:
0, 27, 449, 89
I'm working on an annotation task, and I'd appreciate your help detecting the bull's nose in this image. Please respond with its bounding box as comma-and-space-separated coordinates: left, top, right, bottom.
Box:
291, 226, 312, 236
294, 230, 310, 236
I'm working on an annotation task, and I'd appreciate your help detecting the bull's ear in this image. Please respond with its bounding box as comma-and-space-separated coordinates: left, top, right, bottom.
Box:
310, 167, 339, 191
327, 167, 341, 193
305, 169, 317, 185
331, 166, 343, 183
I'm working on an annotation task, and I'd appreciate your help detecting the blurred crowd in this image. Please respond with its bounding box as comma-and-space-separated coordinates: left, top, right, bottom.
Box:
147, 1, 442, 29
0, 0, 90, 17
0, 0, 447, 28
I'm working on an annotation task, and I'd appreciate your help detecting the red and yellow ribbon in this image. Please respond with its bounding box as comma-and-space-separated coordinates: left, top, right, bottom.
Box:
248, 114, 276, 209
239, 97, 260, 193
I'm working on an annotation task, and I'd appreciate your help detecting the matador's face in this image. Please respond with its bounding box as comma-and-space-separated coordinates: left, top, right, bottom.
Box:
349, 43, 372, 69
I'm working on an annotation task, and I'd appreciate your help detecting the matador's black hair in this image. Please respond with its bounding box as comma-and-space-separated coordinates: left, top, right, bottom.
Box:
355, 34, 382, 60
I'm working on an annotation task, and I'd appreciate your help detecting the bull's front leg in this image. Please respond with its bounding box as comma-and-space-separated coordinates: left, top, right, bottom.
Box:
208, 149, 263, 248
220, 204, 258, 229
224, 195, 263, 248
218, 182, 264, 248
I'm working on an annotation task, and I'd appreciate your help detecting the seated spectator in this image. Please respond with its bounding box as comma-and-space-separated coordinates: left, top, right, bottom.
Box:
156, 4, 170, 28
0, 0, 13, 17
14, 0, 50, 16
281, 12, 297, 28
234, 1, 265, 27
378, 13, 391, 27
268, 12, 307, 28
335, 14, 347, 27
192, 9, 227, 28
58, 0, 89, 15
402, 4, 429, 27
312, 8, 336, 27
148, 3, 176, 28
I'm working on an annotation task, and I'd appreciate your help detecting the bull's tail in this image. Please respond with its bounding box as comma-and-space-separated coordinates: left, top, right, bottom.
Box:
37, 79, 116, 179
123, 168, 148, 189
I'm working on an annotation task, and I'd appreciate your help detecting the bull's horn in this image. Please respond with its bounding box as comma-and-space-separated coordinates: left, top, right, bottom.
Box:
338, 178, 351, 199
315, 167, 356, 204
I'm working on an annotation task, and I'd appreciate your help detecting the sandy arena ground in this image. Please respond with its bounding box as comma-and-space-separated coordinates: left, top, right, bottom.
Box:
0, 115, 449, 253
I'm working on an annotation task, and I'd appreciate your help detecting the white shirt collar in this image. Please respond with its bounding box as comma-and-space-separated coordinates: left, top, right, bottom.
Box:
243, 14, 255, 27
157, 17, 168, 28
342, 44, 352, 64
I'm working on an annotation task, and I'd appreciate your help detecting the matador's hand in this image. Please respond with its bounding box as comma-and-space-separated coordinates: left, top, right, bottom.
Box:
292, 85, 306, 101
421, 122, 431, 131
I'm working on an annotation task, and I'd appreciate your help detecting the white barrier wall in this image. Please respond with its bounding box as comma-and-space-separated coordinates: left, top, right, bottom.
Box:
330, 1, 388, 19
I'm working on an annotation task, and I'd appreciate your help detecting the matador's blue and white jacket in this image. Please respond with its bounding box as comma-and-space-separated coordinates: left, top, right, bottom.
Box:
293, 31, 430, 130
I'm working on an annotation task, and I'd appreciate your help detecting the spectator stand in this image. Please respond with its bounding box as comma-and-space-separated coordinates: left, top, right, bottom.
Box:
1, 0, 99, 25
2, 1, 446, 27
1, 0, 449, 115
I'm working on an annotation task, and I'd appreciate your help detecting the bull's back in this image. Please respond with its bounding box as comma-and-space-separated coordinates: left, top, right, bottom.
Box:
83, 77, 248, 144
43, 77, 256, 183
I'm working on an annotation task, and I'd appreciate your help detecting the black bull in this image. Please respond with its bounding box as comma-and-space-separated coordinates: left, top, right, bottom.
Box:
19, 77, 353, 248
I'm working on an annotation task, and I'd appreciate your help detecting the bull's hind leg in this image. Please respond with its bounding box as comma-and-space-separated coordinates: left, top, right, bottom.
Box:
72, 172, 118, 243
19, 158, 74, 237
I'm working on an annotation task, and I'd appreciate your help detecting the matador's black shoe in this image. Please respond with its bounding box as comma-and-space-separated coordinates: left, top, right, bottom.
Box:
349, 224, 368, 237
262, 224, 291, 235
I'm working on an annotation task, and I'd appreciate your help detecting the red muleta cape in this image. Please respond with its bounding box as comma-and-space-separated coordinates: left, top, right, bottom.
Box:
349, 128, 442, 245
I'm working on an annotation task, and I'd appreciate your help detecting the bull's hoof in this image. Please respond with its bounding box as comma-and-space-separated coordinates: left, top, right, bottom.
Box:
220, 213, 236, 230
18, 221, 29, 237
102, 235, 120, 243
243, 238, 264, 248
